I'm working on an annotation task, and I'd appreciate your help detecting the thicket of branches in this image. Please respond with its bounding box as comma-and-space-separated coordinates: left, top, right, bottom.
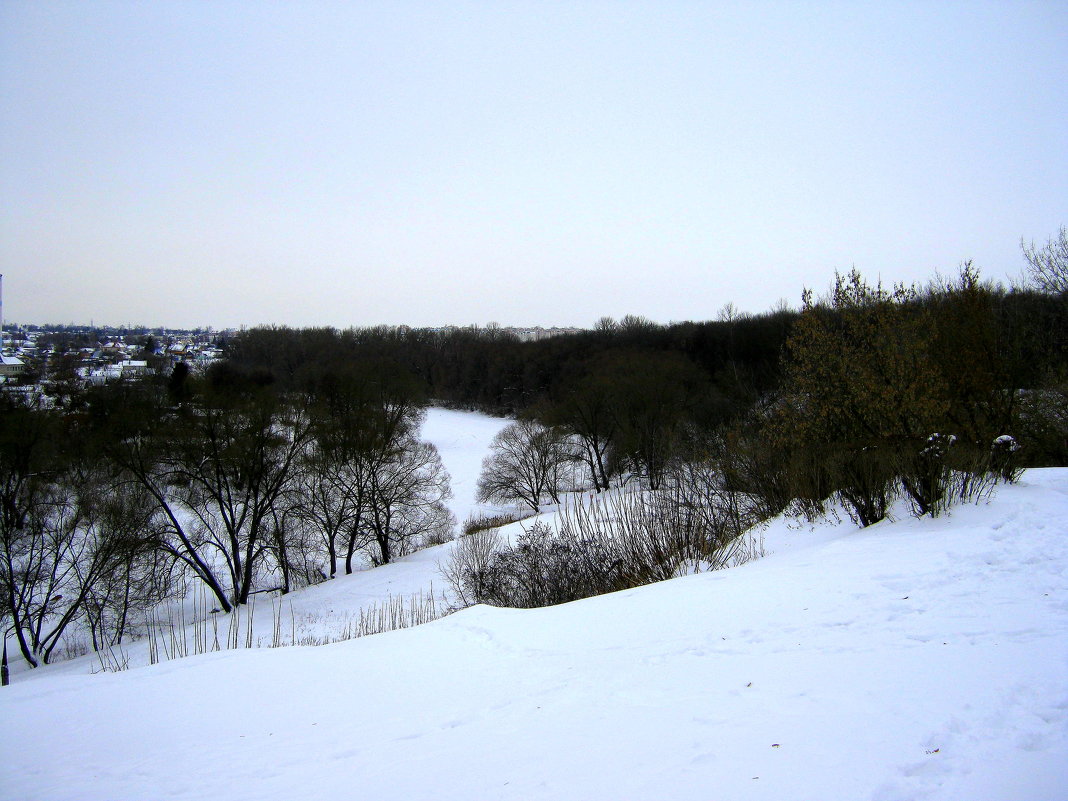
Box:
1, 363, 452, 670
446, 455, 765, 609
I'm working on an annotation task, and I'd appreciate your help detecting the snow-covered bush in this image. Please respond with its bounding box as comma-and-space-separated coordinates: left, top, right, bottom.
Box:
990, 434, 1023, 483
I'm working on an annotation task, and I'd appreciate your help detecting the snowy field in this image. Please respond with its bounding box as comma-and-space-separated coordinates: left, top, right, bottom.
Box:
2, 409, 1067, 800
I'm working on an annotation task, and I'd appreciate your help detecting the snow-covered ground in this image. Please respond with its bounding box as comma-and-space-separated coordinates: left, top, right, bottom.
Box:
419, 407, 513, 528
2, 409, 1067, 800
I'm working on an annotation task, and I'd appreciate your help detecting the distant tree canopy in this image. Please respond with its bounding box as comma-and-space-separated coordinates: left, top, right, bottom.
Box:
223, 308, 798, 418
220, 280, 1066, 495
1021, 225, 1068, 296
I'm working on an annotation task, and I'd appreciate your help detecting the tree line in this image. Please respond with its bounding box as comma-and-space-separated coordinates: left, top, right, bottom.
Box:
224, 262, 1067, 514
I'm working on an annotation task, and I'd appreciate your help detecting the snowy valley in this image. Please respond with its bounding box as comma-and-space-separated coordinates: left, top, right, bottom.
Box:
1, 408, 1066, 800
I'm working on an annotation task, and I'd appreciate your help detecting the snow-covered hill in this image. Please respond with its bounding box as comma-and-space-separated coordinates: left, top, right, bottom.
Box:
2, 411, 1066, 800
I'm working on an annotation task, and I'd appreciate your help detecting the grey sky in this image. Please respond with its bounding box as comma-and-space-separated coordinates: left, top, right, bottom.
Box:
2, 1, 1065, 329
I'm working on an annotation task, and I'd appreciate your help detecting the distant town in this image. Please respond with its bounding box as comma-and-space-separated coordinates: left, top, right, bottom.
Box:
0, 324, 227, 389
0, 322, 585, 393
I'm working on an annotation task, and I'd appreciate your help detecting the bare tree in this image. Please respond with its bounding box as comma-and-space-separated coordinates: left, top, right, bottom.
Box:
1022, 225, 1068, 294
295, 374, 456, 570
0, 398, 153, 667
287, 443, 364, 580
86, 380, 239, 613
608, 351, 708, 490
476, 419, 573, 512
301, 374, 428, 572
594, 316, 618, 335
78, 478, 171, 649
548, 378, 617, 492
366, 438, 454, 565
164, 388, 310, 606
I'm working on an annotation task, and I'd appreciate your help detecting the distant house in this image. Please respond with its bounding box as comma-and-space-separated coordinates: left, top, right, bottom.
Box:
195, 348, 223, 366
510, 326, 583, 342
167, 342, 192, 359
0, 353, 25, 379
101, 341, 126, 358
117, 359, 150, 376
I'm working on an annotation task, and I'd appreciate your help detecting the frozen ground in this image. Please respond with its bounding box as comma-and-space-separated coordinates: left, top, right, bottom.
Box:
1, 409, 1066, 800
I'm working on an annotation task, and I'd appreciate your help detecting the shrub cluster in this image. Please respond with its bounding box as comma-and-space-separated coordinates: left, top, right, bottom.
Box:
730, 267, 1040, 527
445, 464, 765, 609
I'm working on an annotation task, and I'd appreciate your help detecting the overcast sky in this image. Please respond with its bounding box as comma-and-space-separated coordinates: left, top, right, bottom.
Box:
2, 1, 1065, 330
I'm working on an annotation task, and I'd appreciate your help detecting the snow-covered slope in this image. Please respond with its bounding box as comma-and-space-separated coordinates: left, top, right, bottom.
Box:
3, 459, 1067, 800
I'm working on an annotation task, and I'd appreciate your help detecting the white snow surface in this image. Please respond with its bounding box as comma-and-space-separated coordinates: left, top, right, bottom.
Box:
2, 409, 1067, 800
419, 407, 513, 527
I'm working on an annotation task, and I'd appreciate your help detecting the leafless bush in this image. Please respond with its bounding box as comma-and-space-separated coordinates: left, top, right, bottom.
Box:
663, 466, 767, 575
466, 520, 607, 608
440, 527, 503, 607
714, 421, 799, 521
62, 635, 91, 662
894, 434, 1022, 518
450, 466, 766, 609
421, 526, 455, 548
462, 510, 533, 536
824, 446, 897, 526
